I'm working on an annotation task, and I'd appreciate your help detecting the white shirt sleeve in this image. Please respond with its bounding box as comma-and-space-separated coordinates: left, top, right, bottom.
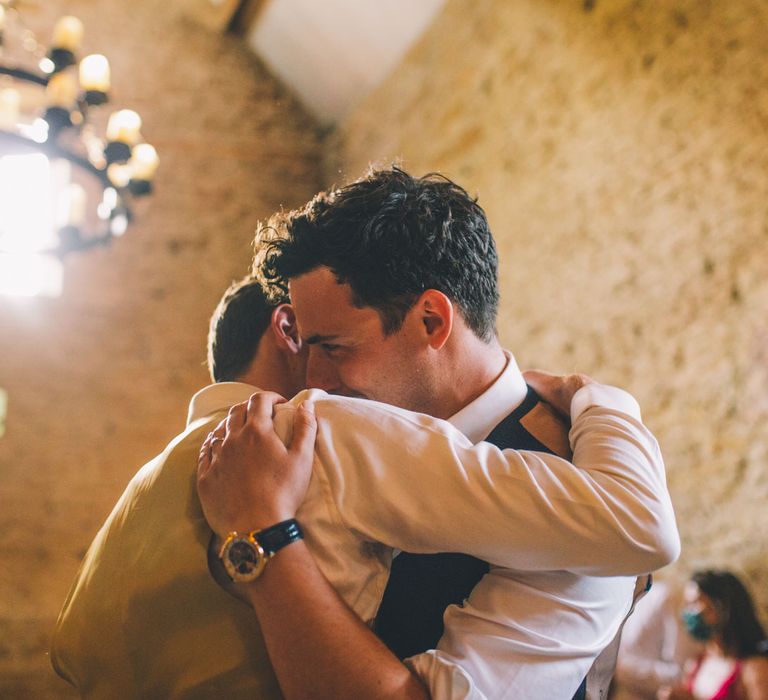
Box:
404, 652, 488, 700
268, 383, 680, 699
299, 383, 679, 576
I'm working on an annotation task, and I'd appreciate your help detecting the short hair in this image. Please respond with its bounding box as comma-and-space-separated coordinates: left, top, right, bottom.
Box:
256, 167, 499, 340
207, 276, 287, 383
691, 569, 767, 658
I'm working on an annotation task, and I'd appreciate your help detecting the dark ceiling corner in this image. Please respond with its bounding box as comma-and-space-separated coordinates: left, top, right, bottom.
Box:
227, 0, 269, 35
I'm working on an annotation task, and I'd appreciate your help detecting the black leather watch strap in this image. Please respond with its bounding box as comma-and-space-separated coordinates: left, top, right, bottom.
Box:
254, 518, 303, 556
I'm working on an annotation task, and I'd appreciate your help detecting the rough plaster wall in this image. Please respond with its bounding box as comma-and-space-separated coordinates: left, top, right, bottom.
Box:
0, 1, 322, 695
331, 0, 768, 614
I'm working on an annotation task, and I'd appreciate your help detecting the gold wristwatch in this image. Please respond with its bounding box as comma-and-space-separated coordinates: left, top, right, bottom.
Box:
218, 518, 303, 583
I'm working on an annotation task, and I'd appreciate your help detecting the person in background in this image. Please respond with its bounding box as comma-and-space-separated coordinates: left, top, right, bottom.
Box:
612, 577, 700, 700
657, 569, 768, 700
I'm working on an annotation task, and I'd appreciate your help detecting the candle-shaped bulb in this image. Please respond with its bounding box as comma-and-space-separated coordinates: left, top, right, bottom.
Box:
107, 163, 131, 188
107, 109, 141, 144
46, 71, 78, 108
0, 88, 20, 129
130, 143, 159, 181
52, 16, 84, 52
79, 54, 110, 92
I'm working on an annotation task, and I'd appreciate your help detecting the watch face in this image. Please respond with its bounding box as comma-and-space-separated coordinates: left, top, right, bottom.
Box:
230, 541, 258, 573
222, 536, 266, 582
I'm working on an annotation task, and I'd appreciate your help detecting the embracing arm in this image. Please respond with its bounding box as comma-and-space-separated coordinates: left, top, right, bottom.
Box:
197, 374, 677, 700
198, 394, 428, 700
240, 542, 428, 700
309, 375, 679, 576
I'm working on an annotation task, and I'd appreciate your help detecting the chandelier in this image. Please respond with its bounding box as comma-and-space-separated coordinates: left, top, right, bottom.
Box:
0, 2, 158, 296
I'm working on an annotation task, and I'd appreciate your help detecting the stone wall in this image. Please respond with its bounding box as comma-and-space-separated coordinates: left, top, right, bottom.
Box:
0, 1, 322, 696
2, 0, 766, 695
330, 0, 768, 615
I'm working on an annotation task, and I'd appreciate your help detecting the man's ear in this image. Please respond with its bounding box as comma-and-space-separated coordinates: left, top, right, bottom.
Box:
271, 304, 302, 355
416, 289, 453, 350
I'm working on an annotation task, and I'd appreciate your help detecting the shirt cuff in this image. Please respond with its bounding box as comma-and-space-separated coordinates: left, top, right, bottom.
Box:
570, 383, 642, 423
405, 650, 488, 700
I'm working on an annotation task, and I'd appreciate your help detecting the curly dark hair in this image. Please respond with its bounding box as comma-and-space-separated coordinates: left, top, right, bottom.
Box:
255, 167, 499, 340
207, 276, 288, 383
692, 569, 767, 658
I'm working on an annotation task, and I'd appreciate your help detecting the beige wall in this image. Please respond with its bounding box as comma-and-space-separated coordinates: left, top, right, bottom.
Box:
0, 1, 322, 696
2, 0, 767, 695
330, 0, 768, 612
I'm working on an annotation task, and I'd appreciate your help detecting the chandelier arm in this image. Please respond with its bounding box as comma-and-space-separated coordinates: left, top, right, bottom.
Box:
40, 228, 114, 258
0, 65, 49, 86
0, 127, 112, 188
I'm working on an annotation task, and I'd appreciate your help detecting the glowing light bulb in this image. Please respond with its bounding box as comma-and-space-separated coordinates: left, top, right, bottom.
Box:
20, 119, 50, 144
98, 187, 118, 219
107, 163, 131, 188
129, 143, 159, 181
39, 57, 56, 75
52, 16, 84, 52
0, 88, 20, 129
46, 71, 78, 108
107, 109, 142, 145
79, 54, 111, 92
110, 211, 128, 237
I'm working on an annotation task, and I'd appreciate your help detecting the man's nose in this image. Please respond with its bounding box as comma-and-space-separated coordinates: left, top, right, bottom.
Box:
306, 350, 341, 393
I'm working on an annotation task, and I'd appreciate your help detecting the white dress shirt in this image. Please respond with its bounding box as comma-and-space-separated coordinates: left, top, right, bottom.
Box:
612, 581, 698, 700
189, 353, 679, 699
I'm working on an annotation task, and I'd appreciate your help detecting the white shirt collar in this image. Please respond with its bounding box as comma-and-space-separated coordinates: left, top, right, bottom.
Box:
186, 382, 259, 426
448, 350, 528, 443
187, 356, 527, 441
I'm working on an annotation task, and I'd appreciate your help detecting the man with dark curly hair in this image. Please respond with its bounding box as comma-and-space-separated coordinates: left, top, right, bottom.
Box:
198, 167, 679, 700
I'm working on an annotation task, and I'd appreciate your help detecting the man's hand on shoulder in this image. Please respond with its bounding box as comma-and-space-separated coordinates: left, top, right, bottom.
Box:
523, 369, 595, 420
197, 392, 317, 539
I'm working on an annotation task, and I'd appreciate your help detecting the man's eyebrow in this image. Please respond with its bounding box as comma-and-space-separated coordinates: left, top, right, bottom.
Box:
304, 334, 340, 345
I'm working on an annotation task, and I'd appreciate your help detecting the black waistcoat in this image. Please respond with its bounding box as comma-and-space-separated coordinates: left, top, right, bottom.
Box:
373, 385, 560, 659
